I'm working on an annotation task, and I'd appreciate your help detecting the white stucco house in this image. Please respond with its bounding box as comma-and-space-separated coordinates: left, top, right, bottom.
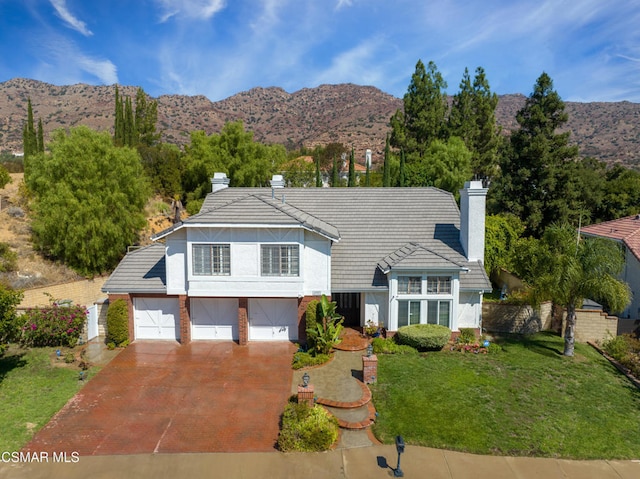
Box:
102, 175, 491, 344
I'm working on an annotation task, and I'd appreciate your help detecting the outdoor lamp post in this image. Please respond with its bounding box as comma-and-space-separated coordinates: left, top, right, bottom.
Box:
394, 435, 405, 477
302, 372, 310, 388
367, 343, 373, 357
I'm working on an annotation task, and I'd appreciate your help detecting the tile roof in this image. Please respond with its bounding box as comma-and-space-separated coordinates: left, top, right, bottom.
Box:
102, 244, 167, 293
580, 214, 640, 261
104, 187, 492, 294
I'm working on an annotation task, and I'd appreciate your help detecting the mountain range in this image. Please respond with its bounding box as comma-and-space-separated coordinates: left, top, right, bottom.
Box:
1, 78, 638, 169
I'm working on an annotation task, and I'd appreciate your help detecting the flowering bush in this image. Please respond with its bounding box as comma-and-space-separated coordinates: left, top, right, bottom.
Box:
19, 303, 87, 347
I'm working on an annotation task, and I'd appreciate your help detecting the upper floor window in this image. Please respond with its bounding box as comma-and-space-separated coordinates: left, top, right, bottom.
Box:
193, 244, 230, 276
261, 244, 299, 276
427, 276, 451, 294
398, 276, 421, 294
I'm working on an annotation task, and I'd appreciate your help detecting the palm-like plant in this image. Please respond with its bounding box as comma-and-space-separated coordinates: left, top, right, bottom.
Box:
527, 225, 631, 356
306, 295, 344, 355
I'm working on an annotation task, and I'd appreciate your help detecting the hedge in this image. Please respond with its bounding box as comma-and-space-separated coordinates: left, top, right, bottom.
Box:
106, 299, 129, 346
396, 323, 452, 351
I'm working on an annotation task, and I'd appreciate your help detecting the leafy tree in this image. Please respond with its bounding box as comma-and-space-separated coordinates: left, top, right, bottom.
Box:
315, 155, 322, 187
138, 143, 183, 198
182, 121, 286, 204
595, 165, 640, 222
282, 156, 315, 187
405, 137, 472, 198
449, 67, 501, 184
484, 214, 525, 278
0, 285, 23, 355
515, 224, 631, 356
490, 73, 580, 237
390, 60, 448, 156
330, 157, 339, 187
0, 166, 10, 190
26, 126, 150, 275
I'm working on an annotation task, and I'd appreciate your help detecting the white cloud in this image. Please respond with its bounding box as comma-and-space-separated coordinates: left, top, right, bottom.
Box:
49, 0, 92, 36
154, 0, 226, 22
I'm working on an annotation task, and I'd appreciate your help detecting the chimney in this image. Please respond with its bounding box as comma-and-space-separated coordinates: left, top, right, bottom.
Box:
270, 174, 285, 188
459, 181, 488, 263
211, 172, 230, 192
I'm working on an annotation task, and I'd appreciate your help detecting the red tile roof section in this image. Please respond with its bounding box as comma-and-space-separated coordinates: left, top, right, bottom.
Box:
580, 215, 640, 261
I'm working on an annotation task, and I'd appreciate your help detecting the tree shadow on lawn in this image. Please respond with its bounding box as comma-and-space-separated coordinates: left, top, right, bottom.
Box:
0, 351, 27, 384
497, 331, 564, 359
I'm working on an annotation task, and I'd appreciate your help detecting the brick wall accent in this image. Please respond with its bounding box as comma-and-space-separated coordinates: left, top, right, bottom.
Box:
178, 295, 190, 344
19, 277, 108, 309
567, 309, 618, 343
297, 295, 323, 345
362, 354, 378, 384
482, 302, 553, 335
238, 298, 248, 345
297, 385, 314, 407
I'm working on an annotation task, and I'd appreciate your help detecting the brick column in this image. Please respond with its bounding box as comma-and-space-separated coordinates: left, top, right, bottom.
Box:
238, 298, 249, 346
178, 295, 190, 344
297, 384, 314, 407
363, 354, 378, 384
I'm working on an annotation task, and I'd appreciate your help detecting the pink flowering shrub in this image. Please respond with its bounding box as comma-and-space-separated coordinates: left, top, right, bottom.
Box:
19, 303, 87, 347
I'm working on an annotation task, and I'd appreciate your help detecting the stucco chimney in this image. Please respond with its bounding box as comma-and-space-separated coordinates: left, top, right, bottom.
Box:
459, 181, 488, 263
270, 174, 285, 188
211, 172, 230, 192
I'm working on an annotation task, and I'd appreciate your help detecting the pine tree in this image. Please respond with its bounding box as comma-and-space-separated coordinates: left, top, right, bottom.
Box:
124, 97, 135, 147
37, 118, 44, 153
490, 72, 579, 236
114, 85, 125, 146
135, 87, 159, 147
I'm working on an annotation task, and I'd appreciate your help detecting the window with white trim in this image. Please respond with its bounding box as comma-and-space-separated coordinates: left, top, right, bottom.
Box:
397, 300, 421, 328
398, 276, 421, 294
261, 244, 299, 276
427, 276, 452, 294
192, 244, 230, 276
427, 300, 451, 327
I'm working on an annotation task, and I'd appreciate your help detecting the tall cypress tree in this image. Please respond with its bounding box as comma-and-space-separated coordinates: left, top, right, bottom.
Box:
383, 134, 391, 187
331, 157, 338, 187
315, 155, 322, 187
124, 97, 135, 147
23, 98, 37, 159
37, 118, 44, 153
114, 85, 125, 146
398, 149, 406, 187
347, 146, 355, 187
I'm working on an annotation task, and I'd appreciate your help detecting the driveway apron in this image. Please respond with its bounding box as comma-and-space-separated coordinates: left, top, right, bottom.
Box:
23, 341, 297, 455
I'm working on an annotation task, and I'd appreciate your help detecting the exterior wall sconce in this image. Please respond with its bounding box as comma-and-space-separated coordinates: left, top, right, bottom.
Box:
302, 372, 310, 388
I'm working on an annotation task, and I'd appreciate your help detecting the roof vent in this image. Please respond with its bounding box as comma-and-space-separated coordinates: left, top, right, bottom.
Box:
270, 174, 285, 188
211, 172, 230, 192
635, 214, 640, 220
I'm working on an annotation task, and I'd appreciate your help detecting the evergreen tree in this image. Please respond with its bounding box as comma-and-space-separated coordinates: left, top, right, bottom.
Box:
347, 146, 355, 187
331, 157, 338, 187
134, 87, 159, 147
390, 60, 448, 157
124, 97, 135, 147
490, 72, 579, 236
22, 98, 37, 160
114, 85, 125, 146
365, 160, 370, 187
383, 134, 391, 187
449, 67, 501, 184
315, 155, 322, 187
398, 149, 406, 187
37, 118, 44, 153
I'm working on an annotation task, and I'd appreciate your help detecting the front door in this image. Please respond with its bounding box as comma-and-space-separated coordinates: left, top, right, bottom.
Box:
334, 293, 361, 328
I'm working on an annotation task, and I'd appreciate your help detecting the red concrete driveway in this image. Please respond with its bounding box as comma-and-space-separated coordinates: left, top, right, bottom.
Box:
24, 341, 297, 455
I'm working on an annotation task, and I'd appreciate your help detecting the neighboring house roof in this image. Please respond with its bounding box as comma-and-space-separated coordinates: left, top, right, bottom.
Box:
580, 214, 640, 262
102, 243, 167, 293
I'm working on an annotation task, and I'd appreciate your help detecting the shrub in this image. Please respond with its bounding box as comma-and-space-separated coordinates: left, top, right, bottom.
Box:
396, 324, 452, 351
0, 285, 23, 354
292, 351, 331, 369
305, 300, 319, 330
277, 402, 339, 452
106, 299, 129, 346
458, 328, 477, 345
371, 336, 417, 355
306, 295, 343, 356
602, 335, 629, 361
19, 302, 87, 347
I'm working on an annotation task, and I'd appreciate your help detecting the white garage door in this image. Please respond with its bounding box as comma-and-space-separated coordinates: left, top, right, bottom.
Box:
134, 297, 180, 340
191, 298, 238, 340
249, 298, 298, 341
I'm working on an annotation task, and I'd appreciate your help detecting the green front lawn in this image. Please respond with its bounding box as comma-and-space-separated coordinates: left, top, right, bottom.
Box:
0, 346, 99, 452
371, 332, 640, 459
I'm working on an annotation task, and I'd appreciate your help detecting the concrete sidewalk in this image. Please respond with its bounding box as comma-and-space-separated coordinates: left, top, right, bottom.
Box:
2, 446, 639, 479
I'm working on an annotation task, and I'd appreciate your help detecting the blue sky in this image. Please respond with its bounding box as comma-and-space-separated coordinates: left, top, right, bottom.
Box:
1, 0, 639, 102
